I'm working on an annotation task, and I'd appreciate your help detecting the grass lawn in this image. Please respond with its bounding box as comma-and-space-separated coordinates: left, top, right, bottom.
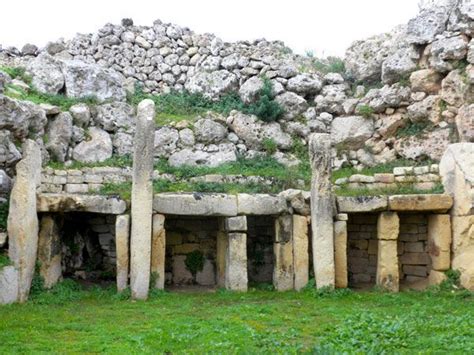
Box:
1, 286, 473, 353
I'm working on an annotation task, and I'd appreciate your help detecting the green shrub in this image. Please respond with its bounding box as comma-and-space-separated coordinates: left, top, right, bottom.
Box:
0, 201, 8, 230
396, 121, 433, 138
185, 250, 205, 280
30, 279, 83, 305
262, 138, 278, 155
356, 104, 375, 118
305, 55, 345, 74
0, 253, 11, 268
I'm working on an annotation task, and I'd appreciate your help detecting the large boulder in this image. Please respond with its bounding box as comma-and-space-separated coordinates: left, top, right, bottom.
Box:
429, 34, 469, 72
69, 103, 91, 128
185, 70, 238, 100
94, 102, 134, 132
168, 148, 237, 167
381, 45, 420, 84
406, 0, 454, 44
275, 92, 307, 120
440, 69, 474, 107
286, 74, 323, 95
0, 71, 11, 94
0, 132, 21, 169
330, 116, 374, 149
72, 127, 113, 163
0, 95, 47, 140
314, 84, 347, 115
456, 104, 474, 142
239, 77, 264, 104
45, 112, 73, 163
394, 128, 451, 161
154, 127, 179, 157
62, 60, 126, 102
193, 118, 227, 143
410, 69, 443, 94
407, 95, 442, 124
26, 53, 64, 94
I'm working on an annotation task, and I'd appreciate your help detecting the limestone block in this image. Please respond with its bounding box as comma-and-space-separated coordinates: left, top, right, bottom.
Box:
428, 214, 451, 271
196, 259, 215, 286
273, 215, 294, 291
336, 196, 388, 213
154, 193, 238, 216
172, 255, 194, 285
0, 266, 18, 304
216, 228, 228, 288
451, 215, 474, 254
225, 216, 247, 232
428, 270, 447, 286
37, 193, 126, 214
225, 232, 247, 291
130, 99, 155, 300
115, 214, 130, 292
293, 215, 309, 291
376, 240, 399, 292
8, 140, 42, 302
388, 194, 453, 212
237, 194, 288, 215
37, 215, 62, 289
309, 133, 335, 289
399, 252, 431, 265
64, 184, 89, 194
151, 214, 166, 290
377, 212, 399, 241
334, 220, 348, 289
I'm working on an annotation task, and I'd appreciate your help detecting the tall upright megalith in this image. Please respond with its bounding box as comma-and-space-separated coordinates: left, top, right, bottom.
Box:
130, 99, 155, 300
7, 140, 42, 302
309, 133, 335, 289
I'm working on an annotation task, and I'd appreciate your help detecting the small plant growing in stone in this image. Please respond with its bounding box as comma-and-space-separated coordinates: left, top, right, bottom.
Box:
185, 250, 205, 283
262, 138, 278, 155
356, 104, 375, 118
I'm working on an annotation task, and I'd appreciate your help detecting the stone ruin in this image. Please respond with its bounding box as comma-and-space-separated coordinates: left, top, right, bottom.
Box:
0, 0, 473, 302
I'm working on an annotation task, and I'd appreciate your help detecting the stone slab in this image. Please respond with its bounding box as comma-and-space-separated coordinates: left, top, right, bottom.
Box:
388, 194, 453, 212
237, 194, 288, 215
0, 266, 18, 304
154, 193, 238, 216
336, 196, 388, 213
151, 214, 166, 290
115, 214, 130, 292
293, 215, 309, 291
37, 193, 127, 215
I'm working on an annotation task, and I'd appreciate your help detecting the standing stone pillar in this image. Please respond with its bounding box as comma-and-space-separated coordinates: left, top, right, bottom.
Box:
151, 214, 166, 290
115, 214, 130, 292
130, 99, 155, 300
274, 215, 294, 291
376, 212, 399, 292
38, 215, 62, 289
225, 216, 248, 291
427, 214, 451, 285
8, 140, 41, 302
216, 218, 229, 288
293, 215, 309, 291
309, 133, 335, 289
334, 219, 348, 288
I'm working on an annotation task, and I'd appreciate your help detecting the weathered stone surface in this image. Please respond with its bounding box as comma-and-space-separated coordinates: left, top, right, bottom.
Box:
430, 35, 469, 72
410, 69, 443, 94
428, 270, 447, 286
154, 193, 238, 216
293, 215, 309, 291
239, 76, 264, 104
440, 69, 473, 108
440, 143, 474, 216
130, 99, 155, 300
225, 232, 247, 291
455, 104, 474, 143
331, 116, 374, 150
151, 214, 166, 290
69, 103, 91, 128
45, 112, 73, 163
406, 1, 452, 44
193, 118, 227, 143
63, 60, 126, 102
388, 194, 453, 212
287, 73, 323, 95
95, 102, 134, 133
376, 240, 399, 292
394, 128, 451, 161
337, 196, 388, 213
273, 215, 294, 291
73, 127, 112, 163
27, 53, 64, 94
309, 133, 335, 288
185, 70, 238, 100
428, 214, 451, 271
37, 193, 126, 214
381, 45, 419, 84
168, 149, 237, 168
0, 266, 18, 304
275, 92, 308, 120
334, 220, 348, 289
115, 214, 130, 292
377, 212, 399, 241
236, 194, 287, 215
216, 224, 228, 288
7, 140, 41, 302
225, 216, 247, 232
38, 215, 62, 289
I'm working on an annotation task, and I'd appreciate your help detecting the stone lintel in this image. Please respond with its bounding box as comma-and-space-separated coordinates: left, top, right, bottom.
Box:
153, 193, 238, 216
336, 196, 388, 213
37, 193, 127, 215
237, 194, 288, 215
388, 194, 453, 212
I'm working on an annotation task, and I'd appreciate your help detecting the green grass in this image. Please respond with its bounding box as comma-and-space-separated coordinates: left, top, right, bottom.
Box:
396, 121, 434, 138
0, 201, 8, 230
1, 283, 473, 353
129, 78, 284, 123
0, 252, 11, 268
335, 183, 444, 197
47, 155, 133, 170
303, 53, 345, 74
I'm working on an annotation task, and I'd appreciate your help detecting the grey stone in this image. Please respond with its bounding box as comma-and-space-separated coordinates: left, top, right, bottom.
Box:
337, 196, 388, 213
275, 92, 308, 120
27, 53, 64, 94
0, 266, 18, 304
406, 1, 453, 44
194, 118, 227, 143
73, 127, 112, 163
69, 104, 91, 128
287, 73, 323, 95
154, 193, 238, 216
185, 70, 238, 100
116, 214, 130, 292
37, 193, 127, 214
236, 194, 287, 215
225, 232, 248, 291
38, 215, 62, 289
168, 149, 237, 168
239, 77, 264, 104
331, 116, 374, 149
225, 216, 247, 232
95, 102, 134, 132
45, 112, 73, 163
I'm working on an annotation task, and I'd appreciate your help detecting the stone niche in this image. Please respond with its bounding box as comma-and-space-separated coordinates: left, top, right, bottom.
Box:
164, 216, 218, 288
347, 213, 378, 288
247, 216, 275, 285
398, 214, 431, 287
38, 212, 118, 286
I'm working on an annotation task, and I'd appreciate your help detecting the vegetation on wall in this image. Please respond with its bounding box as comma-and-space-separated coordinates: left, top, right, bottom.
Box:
184, 250, 205, 282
